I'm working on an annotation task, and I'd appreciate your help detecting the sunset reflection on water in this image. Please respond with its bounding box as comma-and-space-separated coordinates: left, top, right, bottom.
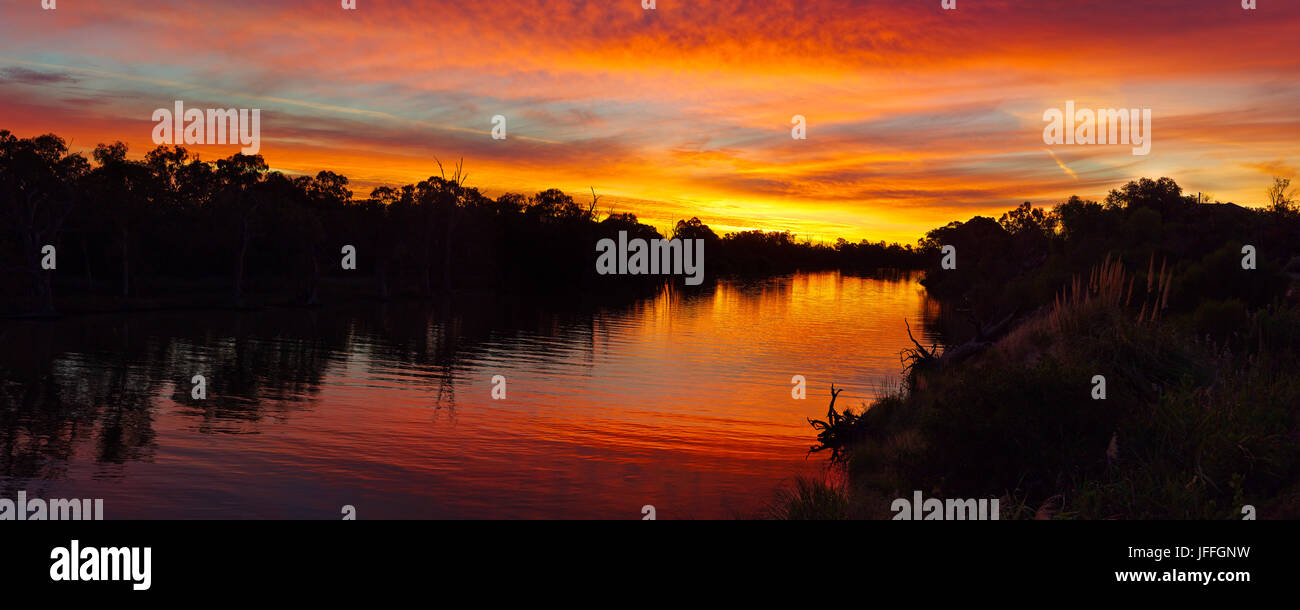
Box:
0, 271, 938, 518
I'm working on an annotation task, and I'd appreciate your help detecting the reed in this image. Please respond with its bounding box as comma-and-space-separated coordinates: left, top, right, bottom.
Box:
1049, 253, 1172, 334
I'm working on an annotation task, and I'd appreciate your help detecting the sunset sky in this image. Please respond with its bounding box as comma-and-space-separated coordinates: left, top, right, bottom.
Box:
1, 0, 1297, 243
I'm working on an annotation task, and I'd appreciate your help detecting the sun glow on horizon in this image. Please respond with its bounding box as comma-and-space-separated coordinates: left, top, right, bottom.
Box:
1, 0, 1296, 244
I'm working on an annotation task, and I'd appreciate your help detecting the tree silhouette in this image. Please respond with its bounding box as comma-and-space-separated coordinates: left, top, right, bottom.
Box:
0, 129, 935, 315
1268, 177, 1295, 215
0, 131, 89, 312
88, 141, 151, 298
214, 153, 269, 306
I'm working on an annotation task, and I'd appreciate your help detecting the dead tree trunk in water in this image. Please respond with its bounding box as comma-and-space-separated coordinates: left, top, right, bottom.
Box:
806, 383, 860, 458
826, 383, 844, 426
905, 318, 936, 360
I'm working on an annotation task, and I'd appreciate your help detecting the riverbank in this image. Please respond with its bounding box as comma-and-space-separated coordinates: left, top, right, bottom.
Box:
780, 259, 1300, 520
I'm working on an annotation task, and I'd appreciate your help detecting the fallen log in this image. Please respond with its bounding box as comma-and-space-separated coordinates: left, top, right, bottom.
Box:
931, 308, 1023, 367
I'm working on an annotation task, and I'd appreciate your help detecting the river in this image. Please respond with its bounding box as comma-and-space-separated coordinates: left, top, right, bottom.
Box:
0, 270, 941, 519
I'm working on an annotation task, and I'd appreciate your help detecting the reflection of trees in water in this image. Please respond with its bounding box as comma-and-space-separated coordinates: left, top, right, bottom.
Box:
707, 269, 959, 351
0, 310, 341, 479
917, 298, 982, 349
834, 268, 968, 349
168, 311, 340, 430
354, 294, 645, 415
0, 282, 747, 480
0, 319, 165, 483
0, 372, 86, 483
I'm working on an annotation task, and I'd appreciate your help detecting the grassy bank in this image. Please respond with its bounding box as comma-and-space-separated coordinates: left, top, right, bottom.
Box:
776, 177, 1300, 520
779, 258, 1300, 519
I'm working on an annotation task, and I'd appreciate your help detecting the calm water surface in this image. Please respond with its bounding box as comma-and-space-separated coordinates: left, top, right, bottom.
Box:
0, 271, 939, 518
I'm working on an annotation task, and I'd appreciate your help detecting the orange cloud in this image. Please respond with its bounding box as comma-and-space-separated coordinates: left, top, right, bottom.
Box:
1, 0, 1297, 243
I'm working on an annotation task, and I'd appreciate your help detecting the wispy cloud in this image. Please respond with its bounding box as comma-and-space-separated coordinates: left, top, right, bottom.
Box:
1, 0, 1296, 242
1045, 149, 1079, 181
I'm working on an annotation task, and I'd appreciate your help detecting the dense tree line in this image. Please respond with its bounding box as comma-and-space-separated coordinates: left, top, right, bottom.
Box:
918, 176, 1300, 329
0, 130, 923, 314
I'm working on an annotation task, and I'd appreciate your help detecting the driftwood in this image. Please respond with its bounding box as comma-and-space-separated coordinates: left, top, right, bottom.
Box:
906, 308, 1023, 369
807, 313, 1029, 458
900, 319, 938, 375
974, 308, 1020, 342
807, 383, 845, 431
933, 340, 988, 365
807, 384, 861, 458
904, 319, 936, 359
931, 309, 1018, 366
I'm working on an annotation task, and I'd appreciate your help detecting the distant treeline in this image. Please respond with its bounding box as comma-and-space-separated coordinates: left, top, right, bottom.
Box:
918, 176, 1300, 330
0, 130, 923, 314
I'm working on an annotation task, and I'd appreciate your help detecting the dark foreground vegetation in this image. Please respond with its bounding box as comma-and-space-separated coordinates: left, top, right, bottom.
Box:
0, 130, 922, 315
780, 176, 1300, 519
